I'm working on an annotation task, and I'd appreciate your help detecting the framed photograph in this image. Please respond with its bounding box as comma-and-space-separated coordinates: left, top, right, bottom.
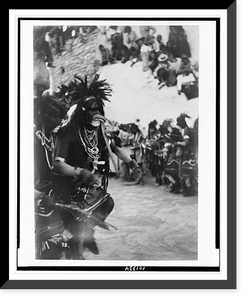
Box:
6, 4, 236, 289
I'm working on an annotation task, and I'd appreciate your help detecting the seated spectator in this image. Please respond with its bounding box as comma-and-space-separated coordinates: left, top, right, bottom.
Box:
129, 45, 140, 62
177, 55, 192, 74
156, 34, 168, 54
153, 53, 178, 87
179, 56, 199, 80
153, 53, 170, 87
110, 27, 124, 62
135, 36, 145, 52
108, 27, 130, 64
120, 44, 130, 63
167, 53, 181, 73
148, 50, 159, 73
191, 60, 199, 80
145, 35, 158, 51
98, 44, 111, 66
177, 68, 199, 100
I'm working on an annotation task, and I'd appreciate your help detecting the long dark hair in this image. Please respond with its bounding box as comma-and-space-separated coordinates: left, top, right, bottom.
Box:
34, 95, 67, 132
147, 120, 158, 138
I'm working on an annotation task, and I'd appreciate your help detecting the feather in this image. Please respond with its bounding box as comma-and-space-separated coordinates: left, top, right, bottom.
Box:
57, 74, 112, 109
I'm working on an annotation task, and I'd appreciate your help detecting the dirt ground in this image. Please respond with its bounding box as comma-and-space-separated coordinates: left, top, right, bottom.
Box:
84, 176, 198, 261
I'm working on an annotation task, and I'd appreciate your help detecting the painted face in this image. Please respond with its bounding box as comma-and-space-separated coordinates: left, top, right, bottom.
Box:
81, 96, 104, 128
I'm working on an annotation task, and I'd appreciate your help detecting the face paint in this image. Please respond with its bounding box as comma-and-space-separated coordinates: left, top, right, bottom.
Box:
90, 120, 101, 127
81, 96, 104, 128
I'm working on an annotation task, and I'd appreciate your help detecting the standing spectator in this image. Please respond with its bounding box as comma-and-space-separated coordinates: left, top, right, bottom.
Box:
135, 37, 152, 71
166, 26, 191, 58
177, 55, 199, 80
123, 26, 138, 49
140, 26, 157, 44
108, 26, 124, 62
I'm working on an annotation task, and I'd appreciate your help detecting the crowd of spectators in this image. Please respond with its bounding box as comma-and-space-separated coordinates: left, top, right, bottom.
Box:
98, 25, 199, 99
35, 25, 199, 100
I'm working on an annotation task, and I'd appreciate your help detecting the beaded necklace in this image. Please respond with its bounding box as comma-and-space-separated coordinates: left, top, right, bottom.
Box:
77, 126, 100, 160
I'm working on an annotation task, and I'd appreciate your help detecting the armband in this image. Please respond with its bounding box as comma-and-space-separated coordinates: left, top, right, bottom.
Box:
54, 157, 66, 163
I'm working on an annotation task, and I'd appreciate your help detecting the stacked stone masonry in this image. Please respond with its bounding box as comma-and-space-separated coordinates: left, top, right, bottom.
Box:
49, 30, 99, 93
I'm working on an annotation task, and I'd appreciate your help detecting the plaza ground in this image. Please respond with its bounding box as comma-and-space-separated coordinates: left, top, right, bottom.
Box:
85, 176, 198, 261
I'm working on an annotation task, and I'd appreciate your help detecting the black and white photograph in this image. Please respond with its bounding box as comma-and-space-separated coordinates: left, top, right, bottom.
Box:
33, 23, 200, 262
7, 6, 237, 289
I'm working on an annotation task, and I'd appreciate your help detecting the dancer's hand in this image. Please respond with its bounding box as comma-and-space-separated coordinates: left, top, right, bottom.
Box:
73, 168, 98, 187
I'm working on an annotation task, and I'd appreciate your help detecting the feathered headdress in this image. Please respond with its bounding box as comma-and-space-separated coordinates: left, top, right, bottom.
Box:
176, 113, 193, 128
57, 74, 112, 107
56, 74, 112, 129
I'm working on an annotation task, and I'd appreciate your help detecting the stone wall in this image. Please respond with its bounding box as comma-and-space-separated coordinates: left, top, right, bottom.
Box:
49, 30, 99, 93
